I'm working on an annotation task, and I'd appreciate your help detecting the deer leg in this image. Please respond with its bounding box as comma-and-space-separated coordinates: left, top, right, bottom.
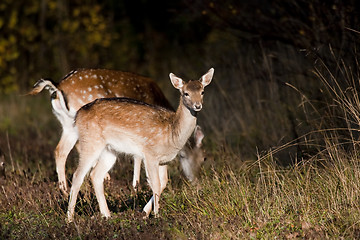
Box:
159, 165, 168, 192
67, 148, 102, 223
55, 128, 78, 196
132, 156, 142, 191
75, 140, 113, 183
90, 150, 116, 218
142, 164, 168, 216
143, 158, 161, 218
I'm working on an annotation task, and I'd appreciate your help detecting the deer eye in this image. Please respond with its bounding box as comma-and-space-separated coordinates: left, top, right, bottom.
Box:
201, 91, 204, 95
179, 151, 186, 158
184, 92, 189, 97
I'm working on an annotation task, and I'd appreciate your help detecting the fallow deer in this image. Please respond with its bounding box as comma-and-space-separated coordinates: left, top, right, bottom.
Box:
66, 68, 214, 222
29, 69, 205, 195
178, 125, 205, 183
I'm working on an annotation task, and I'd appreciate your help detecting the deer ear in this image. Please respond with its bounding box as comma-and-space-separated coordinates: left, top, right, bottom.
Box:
194, 125, 204, 147
200, 68, 214, 87
169, 73, 184, 90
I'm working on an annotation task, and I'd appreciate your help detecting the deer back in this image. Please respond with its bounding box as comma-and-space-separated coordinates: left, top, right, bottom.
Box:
58, 69, 173, 113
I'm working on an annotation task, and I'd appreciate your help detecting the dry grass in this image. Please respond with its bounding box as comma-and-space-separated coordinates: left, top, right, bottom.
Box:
2, 140, 360, 239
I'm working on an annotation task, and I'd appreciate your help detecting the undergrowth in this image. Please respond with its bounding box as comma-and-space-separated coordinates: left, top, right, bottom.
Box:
2, 145, 360, 239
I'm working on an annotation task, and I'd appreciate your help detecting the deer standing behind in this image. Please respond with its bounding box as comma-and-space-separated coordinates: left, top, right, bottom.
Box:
67, 68, 213, 222
28, 69, 206, 195
178, 125, 205, 183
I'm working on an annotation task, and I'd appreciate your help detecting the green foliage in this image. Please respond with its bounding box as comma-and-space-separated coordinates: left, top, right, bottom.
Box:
0, 0, 114, 93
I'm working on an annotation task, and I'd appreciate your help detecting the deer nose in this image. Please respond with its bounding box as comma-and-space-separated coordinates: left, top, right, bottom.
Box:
193, 103, 202, 111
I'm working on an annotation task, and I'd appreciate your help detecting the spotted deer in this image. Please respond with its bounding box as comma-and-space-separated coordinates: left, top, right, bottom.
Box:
29, 69, 205, 195
66, 68, 213, 222
178, 125, 205, 183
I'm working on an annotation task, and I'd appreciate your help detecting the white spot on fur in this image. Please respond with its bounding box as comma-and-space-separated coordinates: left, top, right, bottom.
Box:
88, 87, 92, 92
85, 75, 89, 78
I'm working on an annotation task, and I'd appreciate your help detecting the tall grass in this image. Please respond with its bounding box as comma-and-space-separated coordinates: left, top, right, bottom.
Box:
162, 147, 360, 238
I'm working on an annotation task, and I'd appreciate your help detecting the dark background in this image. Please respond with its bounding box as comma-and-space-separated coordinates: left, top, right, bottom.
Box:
1, 0, 360, 164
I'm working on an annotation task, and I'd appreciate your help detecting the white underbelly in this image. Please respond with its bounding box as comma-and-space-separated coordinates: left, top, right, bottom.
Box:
107, 137, 144, 159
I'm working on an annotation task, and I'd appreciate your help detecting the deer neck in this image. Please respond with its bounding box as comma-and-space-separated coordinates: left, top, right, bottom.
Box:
171, 96, 197, 149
